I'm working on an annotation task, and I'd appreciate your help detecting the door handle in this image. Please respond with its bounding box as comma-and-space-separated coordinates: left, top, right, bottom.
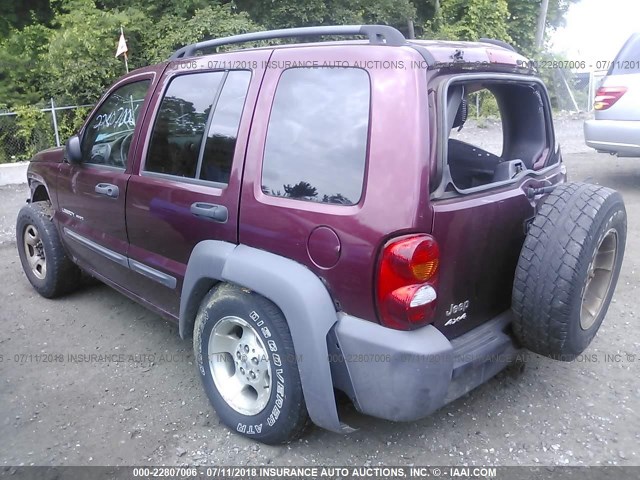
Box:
190, 202, 228, 223
95, 183, 119, 198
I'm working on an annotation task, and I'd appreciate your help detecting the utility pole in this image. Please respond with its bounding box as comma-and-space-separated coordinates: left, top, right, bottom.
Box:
50, 98, 60, 147
535, 0, 550, 49
407, 19, 415, 39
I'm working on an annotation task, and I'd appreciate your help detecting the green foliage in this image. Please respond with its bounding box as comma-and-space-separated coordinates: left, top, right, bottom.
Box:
0, 24, 51, 105
427, 0, 512, 43
0, 115, 19, 163
546, 0, 578, 31
144, 4, 259, 64
57, 106, 92, 143
507, 0, 579, 54
234, 0, 415, 30
0, 0, 580, 159
505, 0, 538, 55
234, 0, 327, 28
0, 1, 54, 39
12, 105, 52, 161
425, 0, 580, 53
46, 3, 124, 104
0, 0, 582, 109
468, 91, 501, 119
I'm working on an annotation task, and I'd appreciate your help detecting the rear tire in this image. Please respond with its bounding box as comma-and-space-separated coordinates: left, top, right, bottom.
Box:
16, 201, 82, 298
512, 183, 626, 360
193, 284, 309, 444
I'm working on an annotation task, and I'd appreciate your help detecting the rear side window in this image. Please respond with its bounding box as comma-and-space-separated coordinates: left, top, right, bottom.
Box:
609, 34, 640, 75
261, 68, 370, 206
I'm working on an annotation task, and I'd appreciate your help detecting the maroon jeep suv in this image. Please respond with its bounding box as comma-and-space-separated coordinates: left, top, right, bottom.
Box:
17, 25, 627, 444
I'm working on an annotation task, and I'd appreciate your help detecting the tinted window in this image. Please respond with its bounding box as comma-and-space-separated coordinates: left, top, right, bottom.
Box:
262, 68, 370, 206
82, 80, 150, 168
145, 72, 224, 177
199, 71, 251, 184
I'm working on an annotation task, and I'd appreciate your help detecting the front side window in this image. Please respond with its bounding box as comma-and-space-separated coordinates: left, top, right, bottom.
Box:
145, 72, 225, 178
81, 80, 150, 168
199, 71, 251, 183
261, 68, 370, 206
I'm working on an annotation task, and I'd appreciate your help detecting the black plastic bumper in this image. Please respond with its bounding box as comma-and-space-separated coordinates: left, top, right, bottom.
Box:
330, 311, 520, 422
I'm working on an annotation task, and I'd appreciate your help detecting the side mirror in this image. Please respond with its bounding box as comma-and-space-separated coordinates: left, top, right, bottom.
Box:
65, 135, 82, 164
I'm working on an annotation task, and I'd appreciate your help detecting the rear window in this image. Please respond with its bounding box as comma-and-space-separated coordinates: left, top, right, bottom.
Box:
443, 81, 550, 192
609, 34, 640, 75
261, 68, 370, 206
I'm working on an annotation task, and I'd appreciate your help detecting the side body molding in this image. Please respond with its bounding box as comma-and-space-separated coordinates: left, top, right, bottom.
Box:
179, 240, 348, 434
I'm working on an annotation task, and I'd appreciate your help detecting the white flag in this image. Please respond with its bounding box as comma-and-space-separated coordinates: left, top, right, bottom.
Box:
116, 28, 128, 58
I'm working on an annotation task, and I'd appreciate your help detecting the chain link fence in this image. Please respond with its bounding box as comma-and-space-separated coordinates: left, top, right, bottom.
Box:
0, 68, 607, 164
541, 68, 608, 113
0, 101, 92, 164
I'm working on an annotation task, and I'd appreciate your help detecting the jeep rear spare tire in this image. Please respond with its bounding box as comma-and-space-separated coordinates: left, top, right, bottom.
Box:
512, 182, 626, 360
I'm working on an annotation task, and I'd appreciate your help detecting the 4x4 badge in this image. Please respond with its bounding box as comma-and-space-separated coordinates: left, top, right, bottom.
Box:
445, 313, 467, 327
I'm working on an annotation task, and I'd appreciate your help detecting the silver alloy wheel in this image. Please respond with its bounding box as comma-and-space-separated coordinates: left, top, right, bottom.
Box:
207, 315, 272, 415
581, 229, 618, 330
23, 224, 46, 280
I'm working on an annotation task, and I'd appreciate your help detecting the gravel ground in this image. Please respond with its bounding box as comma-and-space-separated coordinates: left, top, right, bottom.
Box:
0, 117, 638, 467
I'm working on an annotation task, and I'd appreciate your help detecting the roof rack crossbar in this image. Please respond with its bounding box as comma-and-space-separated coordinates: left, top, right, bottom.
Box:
169, 25, 406, 60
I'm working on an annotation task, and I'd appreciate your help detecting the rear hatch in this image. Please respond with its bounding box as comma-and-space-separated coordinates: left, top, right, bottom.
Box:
409, 39, 532, 73
429, 186, 541, 339
426, 72, 564, 339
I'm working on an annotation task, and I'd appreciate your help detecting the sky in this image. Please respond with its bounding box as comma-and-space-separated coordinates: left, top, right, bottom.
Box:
551, 0, 640, 71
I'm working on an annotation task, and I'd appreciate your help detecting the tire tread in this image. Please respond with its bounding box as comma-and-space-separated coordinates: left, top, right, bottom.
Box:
16, 201, 82, 298
512, 182, 625, 358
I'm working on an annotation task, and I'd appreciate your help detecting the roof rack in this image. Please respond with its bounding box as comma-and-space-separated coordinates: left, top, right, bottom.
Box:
478, 38, 517, 52
169, 25, 406, 60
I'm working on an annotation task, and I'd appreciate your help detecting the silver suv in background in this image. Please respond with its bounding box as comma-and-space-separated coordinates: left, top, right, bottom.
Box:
585, 33, 640, 157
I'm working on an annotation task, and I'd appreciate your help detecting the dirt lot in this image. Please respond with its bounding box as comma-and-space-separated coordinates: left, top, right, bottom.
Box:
0, 117, 638, 467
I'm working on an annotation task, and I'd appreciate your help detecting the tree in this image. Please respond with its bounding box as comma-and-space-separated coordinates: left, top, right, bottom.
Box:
423, 0, 580, 53
144, 4, 258, 64
504, 0, 538, 54
0, 0, 581, 109
233, 0, 415, 31
426, 0, 512, 43
0, 1, 53, 39
505, 0, 579, 54
0, 0, 258, 107
43, 0, 153, 104
0, 24, 51, 106
284, 181, 318, 199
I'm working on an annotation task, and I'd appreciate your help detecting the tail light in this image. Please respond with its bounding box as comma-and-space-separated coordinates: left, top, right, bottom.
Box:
594, 86, 627, 110
376, 234, 440, 330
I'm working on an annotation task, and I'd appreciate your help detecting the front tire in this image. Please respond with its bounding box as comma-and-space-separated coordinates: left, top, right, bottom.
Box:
512, 183, 626, 360
16, 201, 82, 298
193, 284, 309, 444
